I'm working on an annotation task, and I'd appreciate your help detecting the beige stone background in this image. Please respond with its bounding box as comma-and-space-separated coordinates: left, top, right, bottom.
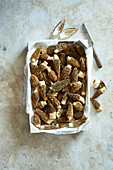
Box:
0, 0, 113, 169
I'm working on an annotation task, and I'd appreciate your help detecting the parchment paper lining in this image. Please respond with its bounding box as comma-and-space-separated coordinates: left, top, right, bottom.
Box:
24, 39, 93, 134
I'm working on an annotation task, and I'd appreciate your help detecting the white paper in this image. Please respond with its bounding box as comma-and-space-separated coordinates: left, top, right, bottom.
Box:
24, 39, 93, 134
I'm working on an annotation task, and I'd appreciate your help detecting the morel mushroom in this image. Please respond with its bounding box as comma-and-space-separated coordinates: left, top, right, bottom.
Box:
93, 79, 106, 89
31, 87, 40, 109
67, 56, 80, 68
73, 101, 84, 111
53, 54, 61, 79
90, 98, 103, 112
60, 64, 72, 80
30, 74, 40, 87
68, 93, 85, 104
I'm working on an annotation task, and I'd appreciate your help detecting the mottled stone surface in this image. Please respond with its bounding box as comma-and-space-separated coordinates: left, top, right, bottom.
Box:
0, 0, 113, 169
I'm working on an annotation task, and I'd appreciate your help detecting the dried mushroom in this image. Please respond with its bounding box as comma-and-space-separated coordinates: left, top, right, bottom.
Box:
71, 67, 78, 83
47, 93, 60, 108
39, 81, 47, 100
90, 98, 103, 112
40, 54, 53, 60
60, 64, 72, 80
34, 61, 48, 76
73, 101, 84, 111
31, 87, 40, 109
30, 74, 40, 87
66, 102, 73, 121
37, 71, 50, 85
40, 124, 59, 130
79, 57, 86, 72
81, 79, 87, 96
76, 45, 85, 57
93, 79, 106, 89
59, 53, 66, 68
92, 87, 106, 99
73, 111, 84, 119
32, 46, 42, 62
52, 19, 65, 36
68, 93, 85, 104
51, 79, 70, 92
53, 54, 61, 79
36, 101, 47, 109
60, 28, 78, 39
35, 108, 49, 123
54, 43, 68, 53
46, 66, 57, 82
33, 113, 41, 127
67, 56, 80, 68
70, 81, 82, 93
69, 119, 85, 128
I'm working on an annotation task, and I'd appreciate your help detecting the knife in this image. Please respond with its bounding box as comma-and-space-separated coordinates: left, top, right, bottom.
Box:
82, 23, 102, 68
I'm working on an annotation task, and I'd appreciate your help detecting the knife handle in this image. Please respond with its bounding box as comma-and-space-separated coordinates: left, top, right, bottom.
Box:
93, 47, 102, 68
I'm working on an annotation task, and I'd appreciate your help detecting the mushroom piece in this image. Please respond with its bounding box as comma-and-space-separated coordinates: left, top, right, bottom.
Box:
68, 119, 85, 128
40, 54, 53, 60
81, 79, 87, 96
92, 86, 107, 99
52, 91, 58, 97
79, 57, 86, 72
31, 87, 40, 109
52, 19, 65, 36
36, 101, 47, 109
71, 67, 78, 83
47, 100, 56, 120
61, 92, 68, 105
51, 79, 70, 92
47, 93, 60, 108
90, 98, 103, 112
46, 66, 57, 82
73, 111, 84, 119
66, 102, 73, 121
59, 52, 66, 68
66, 51, 81, 61
30, 62, 38, 74
67, 56, 80, 68
33, 113, 41, 127
68, 93, 85, 104
37, 71, 50, 85
40, 124, 59, 130
70, 81, 82, 93
68, 45, 76, 52
78, 70, 86, 79
41, 48, 54, 56
76, 45, 85, 57
93, 79, 106, 89
53, 54, 61, 79
56, 105, 63, 118
60, 28, 78, 40
61, 64, 72, 80
34, 61, 48, 76
54, 43, 68, 53
57, 116, 69, 123
30, 74, 40, 87
73, 101, 84, 111
35, 108, 49, 123
39, 81, 47, 101
58, 122, 68, 128
32, 45, 42, 62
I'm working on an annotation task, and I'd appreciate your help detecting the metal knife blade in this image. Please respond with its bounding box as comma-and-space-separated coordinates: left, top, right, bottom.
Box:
82, 23, 102, 68
82, 23, 94, 47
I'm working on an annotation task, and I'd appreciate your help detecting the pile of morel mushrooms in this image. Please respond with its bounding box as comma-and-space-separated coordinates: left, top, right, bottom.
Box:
30, 42, 87, 130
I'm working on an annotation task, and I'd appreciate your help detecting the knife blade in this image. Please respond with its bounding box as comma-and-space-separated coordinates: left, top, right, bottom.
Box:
82, 23, 102, 68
